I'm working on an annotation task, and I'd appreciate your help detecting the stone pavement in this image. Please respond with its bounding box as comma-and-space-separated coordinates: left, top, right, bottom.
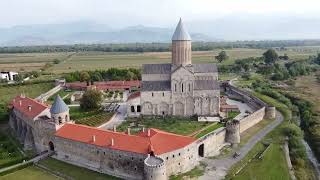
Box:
199, 111, 284, 180
99, 102, 127, 130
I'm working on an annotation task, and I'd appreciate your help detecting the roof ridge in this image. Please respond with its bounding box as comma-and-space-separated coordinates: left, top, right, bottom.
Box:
23, 96, 49, 108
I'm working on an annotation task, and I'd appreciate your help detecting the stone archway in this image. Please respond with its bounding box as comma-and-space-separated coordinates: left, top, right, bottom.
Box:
174, 101, 184, 116
49, 141, 55, 151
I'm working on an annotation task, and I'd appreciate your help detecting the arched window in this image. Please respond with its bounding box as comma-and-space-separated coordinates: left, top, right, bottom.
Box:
151, 92, 154, 97
131, 106, 135, 112
58, 117, 62, 124
181, 83, 184, 92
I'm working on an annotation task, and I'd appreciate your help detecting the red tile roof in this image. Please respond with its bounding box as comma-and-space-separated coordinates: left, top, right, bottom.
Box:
55, 124, 195, 155
10, 96, 48, 119
127, 92, 141, 101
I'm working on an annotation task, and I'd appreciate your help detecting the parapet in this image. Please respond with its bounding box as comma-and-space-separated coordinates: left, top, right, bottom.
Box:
144, 155, 166, 180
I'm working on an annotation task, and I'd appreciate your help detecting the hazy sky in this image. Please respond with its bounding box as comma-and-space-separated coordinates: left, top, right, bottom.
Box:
1, 0, 320, 28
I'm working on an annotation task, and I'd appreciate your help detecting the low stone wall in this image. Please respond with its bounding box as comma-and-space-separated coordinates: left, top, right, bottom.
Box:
239, 107, 265, 133
36, 85, 62, 102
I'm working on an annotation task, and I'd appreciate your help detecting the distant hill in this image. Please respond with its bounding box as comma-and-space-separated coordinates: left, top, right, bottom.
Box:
0, 22, 219, 46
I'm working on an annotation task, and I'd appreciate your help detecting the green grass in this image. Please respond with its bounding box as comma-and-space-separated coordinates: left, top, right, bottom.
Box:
0, 82, 54, 104
231, 143, 290, 180
69, 107, 114, 127
117, 117, 208, 136
194, 123, 224, 139
170, 162, 207, 180
227, 111, 240, 119
38, 158, 119, 180
0, 165, 60, 180
239, 119, 275, 147
0, 132, 25, 169
47, 89, 72, 101
226, 94, 291, 179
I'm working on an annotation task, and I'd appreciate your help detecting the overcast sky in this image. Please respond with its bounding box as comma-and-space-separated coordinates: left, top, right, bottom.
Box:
1, 0, 320, 28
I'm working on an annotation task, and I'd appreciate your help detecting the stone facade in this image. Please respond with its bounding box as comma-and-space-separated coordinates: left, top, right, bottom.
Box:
140, 19, 220, 117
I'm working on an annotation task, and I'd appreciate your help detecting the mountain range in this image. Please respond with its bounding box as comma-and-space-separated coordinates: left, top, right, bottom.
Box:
1, 16, 320, 46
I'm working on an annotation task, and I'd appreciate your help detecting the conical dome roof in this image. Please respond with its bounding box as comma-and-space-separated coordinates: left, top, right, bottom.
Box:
172, 18, 191, 41
50, 95, 69, 114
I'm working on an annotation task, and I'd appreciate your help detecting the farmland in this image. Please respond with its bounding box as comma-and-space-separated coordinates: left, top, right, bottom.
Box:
0, 47, 317, 74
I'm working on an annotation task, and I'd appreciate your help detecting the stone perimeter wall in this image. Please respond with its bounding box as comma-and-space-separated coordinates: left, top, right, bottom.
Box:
196, 82, 276, 159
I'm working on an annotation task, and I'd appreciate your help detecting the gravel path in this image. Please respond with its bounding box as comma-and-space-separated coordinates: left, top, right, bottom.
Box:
199, 111, 284, 180
99, 103, 127, 130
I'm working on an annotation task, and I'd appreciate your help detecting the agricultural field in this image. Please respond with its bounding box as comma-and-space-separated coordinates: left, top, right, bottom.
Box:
0, 52, 72, 72
48, 48, 318, 73
0, 47, 317, 74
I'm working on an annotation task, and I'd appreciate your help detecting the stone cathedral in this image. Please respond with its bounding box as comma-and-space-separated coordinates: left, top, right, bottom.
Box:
141, 19, 220, 117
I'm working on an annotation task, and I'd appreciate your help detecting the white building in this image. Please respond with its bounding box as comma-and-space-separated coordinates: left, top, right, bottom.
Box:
0, 71, 18, 81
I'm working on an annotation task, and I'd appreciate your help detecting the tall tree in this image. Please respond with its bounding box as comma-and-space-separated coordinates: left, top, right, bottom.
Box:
80, 89, 103, 110
215, 51, 228, 63
263, 49, 278, 64
80, 71, 90, 82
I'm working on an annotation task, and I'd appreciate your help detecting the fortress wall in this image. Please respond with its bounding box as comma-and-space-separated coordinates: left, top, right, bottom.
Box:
239, 107, 265, 133
35, 85, 62, 102
158, 143, 199, 176
197, 127, 227, 157
54, 137, 146, 180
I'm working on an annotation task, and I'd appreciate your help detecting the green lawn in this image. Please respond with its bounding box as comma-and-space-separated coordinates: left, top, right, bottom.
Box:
117, 117, 208, 136
226, 94, 291, 179
0, 165, 60, 180
170, 162, 207, 180
47, 89, 73, 102
194, 123, 224, 139
232, 143, 290, 180
69, 107, 114, 127
38, 158, 119, 180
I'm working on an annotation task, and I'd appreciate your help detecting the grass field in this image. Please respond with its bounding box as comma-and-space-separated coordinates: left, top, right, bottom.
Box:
0, 165, 60, 180
226, 94, 291, 180
232, 143, 290, 180
117, 117, 209, 136
0, 52, 71, 72
0, 82, 54, 104
38, 158, 119, 180
0, 47, 317, 74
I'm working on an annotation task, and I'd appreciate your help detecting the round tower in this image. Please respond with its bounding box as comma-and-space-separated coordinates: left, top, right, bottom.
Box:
144, 155, 166, 180
50, 95, 70, 125
226, 120, 240, 147
171, 18, 192, 66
